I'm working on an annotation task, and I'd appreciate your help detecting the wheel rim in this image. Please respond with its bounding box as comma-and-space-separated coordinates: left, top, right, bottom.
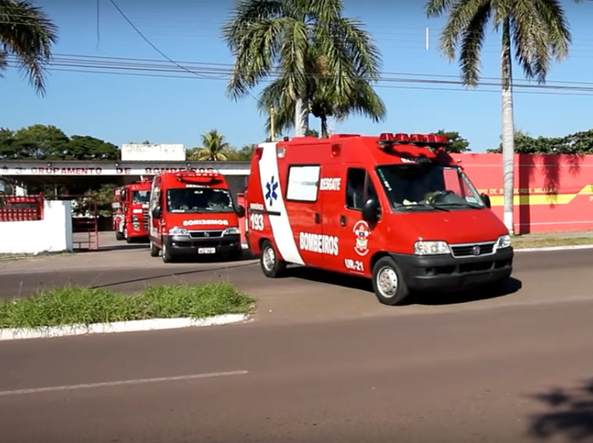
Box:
162, 243, 167, 258
377, 266, 398, 298
262, 246, 275, 271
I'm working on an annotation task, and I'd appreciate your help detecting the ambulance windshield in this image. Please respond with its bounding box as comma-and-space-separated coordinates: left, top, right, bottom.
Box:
376, 163, 486, 212
166, 188, 234, 213
132, 190, 150, 204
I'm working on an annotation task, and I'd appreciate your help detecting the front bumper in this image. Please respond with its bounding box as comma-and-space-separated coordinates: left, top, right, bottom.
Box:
163, 234, 241, 256
391, 247, 513, 291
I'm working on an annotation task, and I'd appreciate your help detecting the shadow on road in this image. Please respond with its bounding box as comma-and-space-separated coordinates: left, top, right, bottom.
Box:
284, 266, 522, 306
527, 378, 593, 441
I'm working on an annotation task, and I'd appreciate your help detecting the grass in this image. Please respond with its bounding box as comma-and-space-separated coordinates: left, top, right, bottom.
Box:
0, 282, 255, 330
512, 236, 593, 249
0, 251, 73, 262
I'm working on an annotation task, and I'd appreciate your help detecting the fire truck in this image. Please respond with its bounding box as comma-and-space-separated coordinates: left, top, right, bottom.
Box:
147, 169, 245, 262
112, 179, 152, 243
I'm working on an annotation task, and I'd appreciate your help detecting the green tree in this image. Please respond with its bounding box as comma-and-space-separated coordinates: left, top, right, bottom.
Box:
222, 0, 385, 138
0, 0, 58, 95
187, 129, 232, 161
12, 124, 69, 159
426, 0, 582, 234
65, 135, 119, 160
434, 129, 470, 153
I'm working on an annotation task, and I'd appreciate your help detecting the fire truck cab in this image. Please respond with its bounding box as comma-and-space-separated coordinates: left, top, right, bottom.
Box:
245, 133, 513, 305
112, 179, 152, 243
148, 169, 245, 262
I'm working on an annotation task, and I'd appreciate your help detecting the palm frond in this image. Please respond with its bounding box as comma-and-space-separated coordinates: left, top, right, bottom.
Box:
438, 0, 488, 62
0, 0, 58, 95
425, 0, 458, 17
458, 3, 492, 86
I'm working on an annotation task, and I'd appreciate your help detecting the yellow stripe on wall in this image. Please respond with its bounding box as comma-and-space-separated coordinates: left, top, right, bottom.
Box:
488, 185, 593, 206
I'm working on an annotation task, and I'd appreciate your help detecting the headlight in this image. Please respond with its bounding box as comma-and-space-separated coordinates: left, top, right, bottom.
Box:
414, 240, 451, 255
496, 235, 512, 249
222, 227, 240, 235
168, 226, 190, 236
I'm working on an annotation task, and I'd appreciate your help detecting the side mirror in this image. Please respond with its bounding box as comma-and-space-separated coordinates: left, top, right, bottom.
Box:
480, 193, 491, 209
152, 206, 162, 219
237, 205, 246, 218
361, 198, 379, 223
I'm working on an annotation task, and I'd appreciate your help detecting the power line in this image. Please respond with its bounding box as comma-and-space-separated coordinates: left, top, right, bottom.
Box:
8, 53, 593, 95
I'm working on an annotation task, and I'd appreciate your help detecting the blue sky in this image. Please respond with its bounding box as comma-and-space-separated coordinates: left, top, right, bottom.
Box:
2, 0, 593, 152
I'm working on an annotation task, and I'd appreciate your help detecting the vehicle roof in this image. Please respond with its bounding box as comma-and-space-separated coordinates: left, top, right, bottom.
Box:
273, 133, 455, 166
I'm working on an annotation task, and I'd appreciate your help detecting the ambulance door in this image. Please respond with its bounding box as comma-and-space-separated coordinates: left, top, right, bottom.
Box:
316, 162, 347, 272
282, 163, 326, 268
337, 166, 381, 276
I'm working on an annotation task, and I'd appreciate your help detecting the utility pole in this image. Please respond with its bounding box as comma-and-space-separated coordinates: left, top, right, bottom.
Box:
270, 106, 275, 141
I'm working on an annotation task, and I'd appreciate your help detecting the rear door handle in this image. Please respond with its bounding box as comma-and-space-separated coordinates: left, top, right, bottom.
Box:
315, 213, 320, 223
340, 215, 346, 226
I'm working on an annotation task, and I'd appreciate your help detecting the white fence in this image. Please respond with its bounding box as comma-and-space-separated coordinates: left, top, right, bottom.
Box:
0, 201, 73, 254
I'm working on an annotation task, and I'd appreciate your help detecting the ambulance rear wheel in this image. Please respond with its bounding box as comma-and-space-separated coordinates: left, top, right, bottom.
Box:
260, 240, 285, 278
372, 257, 410, 306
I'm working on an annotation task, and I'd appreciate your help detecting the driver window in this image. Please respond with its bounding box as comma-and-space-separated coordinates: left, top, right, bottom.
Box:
346, 168, 378, 211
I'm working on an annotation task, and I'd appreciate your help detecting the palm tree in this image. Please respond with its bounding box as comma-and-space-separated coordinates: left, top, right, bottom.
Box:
222, 0, 385, 137
0, 0, 58, 95
425, 0, 582, 235
187, 130, 232, 161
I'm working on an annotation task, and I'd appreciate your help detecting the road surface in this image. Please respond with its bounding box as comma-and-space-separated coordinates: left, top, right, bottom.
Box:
1, 244, 593, 442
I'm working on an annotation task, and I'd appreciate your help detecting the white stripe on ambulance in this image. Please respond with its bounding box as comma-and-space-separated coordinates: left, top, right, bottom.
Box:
299, 232, 339, 256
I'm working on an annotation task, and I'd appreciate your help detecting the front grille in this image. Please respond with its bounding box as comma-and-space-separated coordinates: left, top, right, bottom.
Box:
189, 230, 224, 238
451, 242, 496, 258
143, 209, 150, 233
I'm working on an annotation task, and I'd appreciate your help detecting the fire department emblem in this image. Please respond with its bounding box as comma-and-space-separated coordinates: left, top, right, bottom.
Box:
353, 220, 371, 256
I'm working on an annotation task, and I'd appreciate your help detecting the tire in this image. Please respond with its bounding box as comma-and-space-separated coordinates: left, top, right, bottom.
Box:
161, 241, 174, 263
371, 256, 410, 306
260, 240, 286, 278
115, 231, 124, 241
149, 240, 159, 257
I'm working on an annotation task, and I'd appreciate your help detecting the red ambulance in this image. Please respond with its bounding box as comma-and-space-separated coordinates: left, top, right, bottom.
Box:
148, 169, 245, 262
245, 133, 513, 305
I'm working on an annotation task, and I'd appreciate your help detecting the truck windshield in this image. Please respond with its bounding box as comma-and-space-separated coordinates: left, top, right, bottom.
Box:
132, 190, 150, 204
376, 163, 486, 212
166, 188, 235, 213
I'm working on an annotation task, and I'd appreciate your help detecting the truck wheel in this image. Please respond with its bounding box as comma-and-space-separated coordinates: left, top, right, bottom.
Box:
260, 240, 285, 278
149, 240, 159, 257
161, 242, 174, 263
371, 257, 410, 306
115, 230, 124, 241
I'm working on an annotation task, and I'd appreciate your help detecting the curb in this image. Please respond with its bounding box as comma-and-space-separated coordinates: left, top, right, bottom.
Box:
0, 314, 249, 341
514, 244, 593, 253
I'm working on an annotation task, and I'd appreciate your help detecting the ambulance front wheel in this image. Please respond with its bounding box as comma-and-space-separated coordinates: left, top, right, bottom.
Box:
260, 240, 286, 278
372, 257, 410, 306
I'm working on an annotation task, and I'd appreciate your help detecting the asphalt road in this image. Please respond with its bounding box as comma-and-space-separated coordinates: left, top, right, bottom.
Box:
1, 246, 593, 442
1, 246, 593, 324
1, 295, 593, 443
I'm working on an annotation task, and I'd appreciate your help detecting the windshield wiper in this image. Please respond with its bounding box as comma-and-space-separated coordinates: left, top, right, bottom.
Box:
439, 201, 484, 209
398, 202, 450, 212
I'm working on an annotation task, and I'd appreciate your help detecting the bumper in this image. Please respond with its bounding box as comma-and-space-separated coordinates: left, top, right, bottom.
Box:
163, 234, 242, 256
391, 247, 513, 291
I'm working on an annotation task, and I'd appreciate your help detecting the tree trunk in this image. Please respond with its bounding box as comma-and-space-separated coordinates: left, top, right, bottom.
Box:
294, 97, 309, 137
320, 115, 329, 138
501, 20, 515, 235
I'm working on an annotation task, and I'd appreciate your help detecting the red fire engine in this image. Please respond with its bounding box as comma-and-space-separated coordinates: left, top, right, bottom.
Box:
112, 179, 152, 243
148, 169, 245, 262
245, 132, 513, 305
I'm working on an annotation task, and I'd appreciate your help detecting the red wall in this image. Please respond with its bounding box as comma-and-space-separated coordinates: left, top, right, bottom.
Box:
451, 153, 593, 234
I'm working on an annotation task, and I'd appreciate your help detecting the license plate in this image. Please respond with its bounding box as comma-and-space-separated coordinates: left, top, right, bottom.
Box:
198, 247, 216, 254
